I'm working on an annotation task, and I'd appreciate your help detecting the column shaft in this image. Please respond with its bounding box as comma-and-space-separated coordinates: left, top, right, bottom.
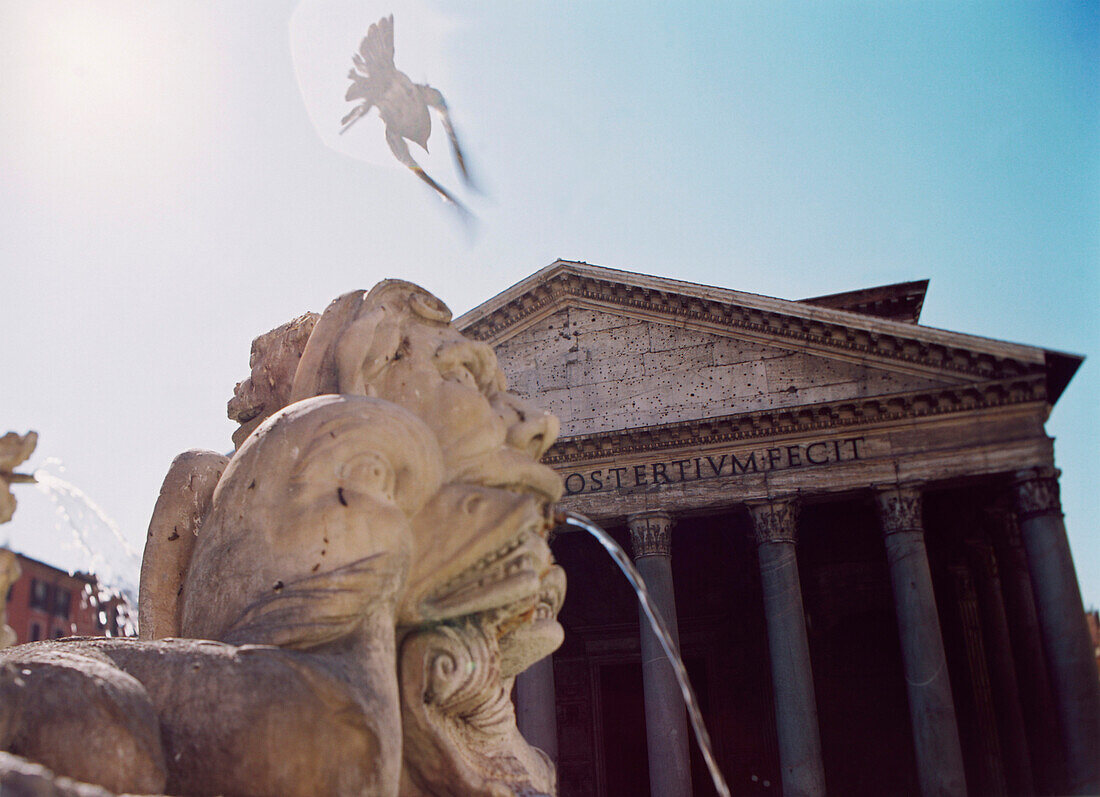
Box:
966, 535, 1034, 795
876, 486, 966, 797
990, 508, 1064, 793
1013, 467, 1100, 795
748, 499, 825, 797
629, 512, 692, 797
516, 655, 558, 764
949, 563, 1007, 795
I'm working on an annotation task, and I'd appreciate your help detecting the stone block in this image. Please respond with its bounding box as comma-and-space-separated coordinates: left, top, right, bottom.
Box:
712, 338, 791, 366
646, 323, 713, 352
574, 322, 651, 362
642, 343, 715, 374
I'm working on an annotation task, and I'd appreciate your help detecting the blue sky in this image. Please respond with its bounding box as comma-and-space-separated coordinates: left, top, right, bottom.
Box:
1, 2, 1097, 603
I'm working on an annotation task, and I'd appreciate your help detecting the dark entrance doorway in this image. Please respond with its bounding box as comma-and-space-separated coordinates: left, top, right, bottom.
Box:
598, 662, 649, 796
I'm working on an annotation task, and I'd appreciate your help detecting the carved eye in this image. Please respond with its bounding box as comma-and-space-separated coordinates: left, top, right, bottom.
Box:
438, 360, 478, 388
461, 492, 484, 516
435, 342, 495, 392
451, 359, 482, 389
336, 451, 397, 504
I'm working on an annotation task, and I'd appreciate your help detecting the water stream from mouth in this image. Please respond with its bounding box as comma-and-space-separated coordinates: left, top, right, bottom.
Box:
556, 509, 731, 797
26, 463, 140, 634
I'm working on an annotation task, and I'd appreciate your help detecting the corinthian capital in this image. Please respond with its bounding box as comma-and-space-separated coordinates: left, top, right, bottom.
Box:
627, 511, 673, 558
1012, 466, 1062, 520
747, 497, 799, 546
874, 484, 924, 537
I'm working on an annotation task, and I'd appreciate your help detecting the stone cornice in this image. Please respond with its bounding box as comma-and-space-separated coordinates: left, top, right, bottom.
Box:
459, 265, 1047, 381
541, 374, 1047, 466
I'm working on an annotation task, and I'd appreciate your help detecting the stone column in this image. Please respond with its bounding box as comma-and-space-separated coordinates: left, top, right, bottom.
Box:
874, 485, 967, 797
746, 498, 826, 797
627, 511, 692, 797
516, 656, 558, 764
988, 507, 1064, 793
1012, 467, 1100, 795
964, 535, 1034, 795
947, 562, 1007, 796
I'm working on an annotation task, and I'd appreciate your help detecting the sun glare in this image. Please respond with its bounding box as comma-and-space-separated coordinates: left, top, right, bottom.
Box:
6, 3, 224, 198
23, 5, 152, 133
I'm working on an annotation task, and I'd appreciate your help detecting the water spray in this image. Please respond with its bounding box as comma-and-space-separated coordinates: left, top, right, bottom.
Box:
553, 507, 732, 797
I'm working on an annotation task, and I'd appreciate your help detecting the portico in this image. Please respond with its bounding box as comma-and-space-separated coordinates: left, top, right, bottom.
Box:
459, 262, 1095, 796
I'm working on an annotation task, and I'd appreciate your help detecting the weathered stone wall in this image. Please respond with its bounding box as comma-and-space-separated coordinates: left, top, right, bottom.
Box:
494, 307, 952, 437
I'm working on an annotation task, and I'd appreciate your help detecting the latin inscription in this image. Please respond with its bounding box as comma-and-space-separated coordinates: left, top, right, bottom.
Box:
561, 437, 865, 495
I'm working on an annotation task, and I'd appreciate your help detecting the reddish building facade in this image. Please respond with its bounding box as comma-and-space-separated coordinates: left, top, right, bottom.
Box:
5, 553, 125, 644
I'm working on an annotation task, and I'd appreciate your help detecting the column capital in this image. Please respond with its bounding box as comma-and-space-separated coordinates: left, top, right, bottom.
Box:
1012, 466, 1063, 520
627, 511, 673, 558
874, 484, 924, 536
746, 496, 800, 546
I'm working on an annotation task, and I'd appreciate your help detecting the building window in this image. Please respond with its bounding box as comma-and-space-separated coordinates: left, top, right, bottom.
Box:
53, 588, 71, 619
29, 579, 50, 611
53, 628, 65, 638
30, 622, 41, 641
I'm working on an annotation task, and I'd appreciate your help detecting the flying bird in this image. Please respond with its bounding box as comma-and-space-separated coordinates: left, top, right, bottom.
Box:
341, 15, 473, 212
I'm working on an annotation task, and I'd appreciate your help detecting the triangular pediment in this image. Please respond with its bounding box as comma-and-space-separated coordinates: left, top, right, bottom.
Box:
487, 305, 967, 436
456, 261, 1079, 441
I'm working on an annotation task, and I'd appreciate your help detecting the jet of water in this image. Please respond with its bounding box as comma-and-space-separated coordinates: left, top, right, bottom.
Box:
556, 508, 732, 797
30, 461, 140, 633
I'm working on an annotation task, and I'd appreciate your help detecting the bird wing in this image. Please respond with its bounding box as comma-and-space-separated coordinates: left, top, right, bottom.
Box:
344, 70, 378, 103
341, 15, 398, 132
341, 72, 378, 131
384, 127, 472, 221
356, 14, 396, 80
418, 85, 474, 188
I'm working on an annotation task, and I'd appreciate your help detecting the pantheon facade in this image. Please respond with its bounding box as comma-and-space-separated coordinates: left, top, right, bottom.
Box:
456, 261, 1098, 796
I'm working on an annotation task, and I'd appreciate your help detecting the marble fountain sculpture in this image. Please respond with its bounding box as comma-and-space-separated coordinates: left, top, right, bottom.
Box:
1, 431, 38, 650
0, 281, 566, 796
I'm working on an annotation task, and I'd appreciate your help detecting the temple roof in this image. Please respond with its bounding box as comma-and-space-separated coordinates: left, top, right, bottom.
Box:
799, 280, 929, 324
456, 260, 1082, 406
